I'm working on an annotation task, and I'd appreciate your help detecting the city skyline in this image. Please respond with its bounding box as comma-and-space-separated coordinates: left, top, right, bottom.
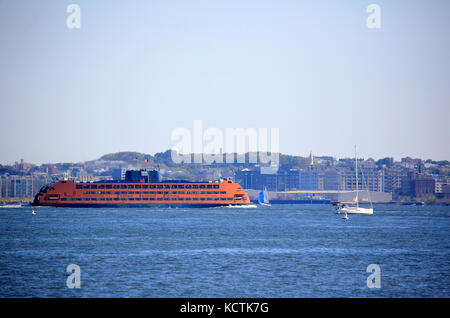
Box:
2, 147, 447, 203
2, 148, 448, 167
1, 0, 449, 164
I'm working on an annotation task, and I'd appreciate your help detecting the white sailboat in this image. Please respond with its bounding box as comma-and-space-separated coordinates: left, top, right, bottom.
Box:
258, 188, 271, 206
335, 146, 374, 215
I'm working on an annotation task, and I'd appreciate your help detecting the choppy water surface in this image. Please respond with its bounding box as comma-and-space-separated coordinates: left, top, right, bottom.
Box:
0, 204, 448, 297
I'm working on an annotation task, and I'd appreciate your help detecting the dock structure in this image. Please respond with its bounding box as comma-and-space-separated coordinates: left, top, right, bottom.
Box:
277, 190, 355, 194
246, 189, 392, 203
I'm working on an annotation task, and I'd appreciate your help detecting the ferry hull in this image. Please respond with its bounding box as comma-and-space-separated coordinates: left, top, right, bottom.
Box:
32, 202, 254, 209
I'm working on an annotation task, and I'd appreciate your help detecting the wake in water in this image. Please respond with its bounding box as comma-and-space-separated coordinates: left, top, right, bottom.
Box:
215, 204, 258, 209
0, 204, 27, 208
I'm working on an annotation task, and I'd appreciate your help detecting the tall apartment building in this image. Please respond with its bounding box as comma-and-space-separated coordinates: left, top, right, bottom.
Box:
1, 176, 11, 198
10, 176, 34, 198
0, 175, 47, 198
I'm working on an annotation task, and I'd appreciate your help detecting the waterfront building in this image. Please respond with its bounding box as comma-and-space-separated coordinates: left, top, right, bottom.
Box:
400, 172, 435, 198
235, 169, 260, 190
235, 168, 300, 191
435, 182, 450, 194
1, 176, 11, 198
383, 168, 405, 193
340, 168, 385, 192
323, 169, 343, 190
299, 170, 319, 190
274, 169, 300, 191
10, 176, 34, 198
111, 168, 127, 181
236, 153, 391, 193
436, 183, 450, 199
0, 174, 53, 198
74, 170, 95, 182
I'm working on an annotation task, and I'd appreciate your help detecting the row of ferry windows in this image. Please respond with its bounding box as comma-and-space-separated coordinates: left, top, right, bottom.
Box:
60, 197, 233, 201
75, 184, 220, 190
83, 191, 227, 195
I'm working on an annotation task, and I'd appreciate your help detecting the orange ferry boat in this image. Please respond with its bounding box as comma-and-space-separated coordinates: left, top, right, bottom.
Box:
32, 170, 252, 208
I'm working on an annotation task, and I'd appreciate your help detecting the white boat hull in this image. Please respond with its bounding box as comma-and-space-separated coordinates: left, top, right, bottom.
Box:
333, 146, 374, 216
336, 207, 373, 215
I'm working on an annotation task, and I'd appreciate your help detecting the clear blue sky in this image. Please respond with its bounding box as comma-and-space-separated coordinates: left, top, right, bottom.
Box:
0, 0, 449, 164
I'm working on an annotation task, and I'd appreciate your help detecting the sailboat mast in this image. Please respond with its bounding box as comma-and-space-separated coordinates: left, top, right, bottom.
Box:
355, 145, 359, 208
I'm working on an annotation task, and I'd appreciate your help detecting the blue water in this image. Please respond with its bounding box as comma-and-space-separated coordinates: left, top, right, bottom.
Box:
0, 204, 448, 297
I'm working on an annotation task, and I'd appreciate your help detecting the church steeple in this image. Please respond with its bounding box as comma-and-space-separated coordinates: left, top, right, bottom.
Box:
308, 151, 315, 171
